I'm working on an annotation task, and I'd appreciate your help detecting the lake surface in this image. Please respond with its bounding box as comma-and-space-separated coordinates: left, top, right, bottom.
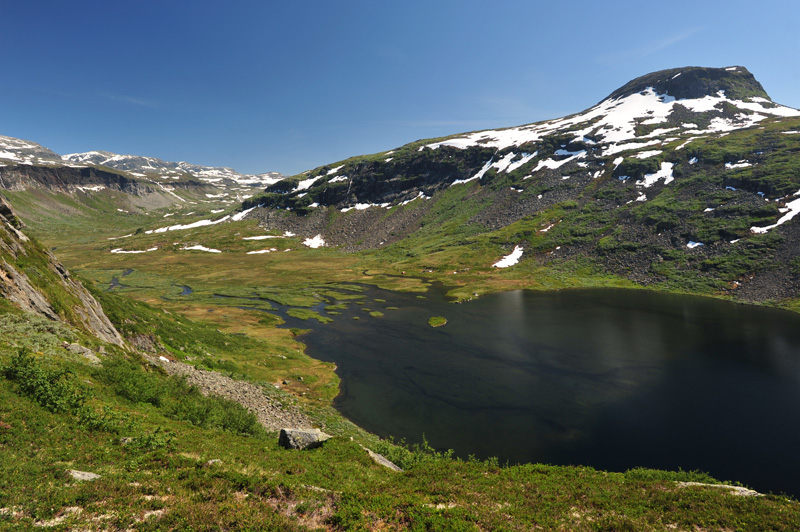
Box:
279, 285, 800, 496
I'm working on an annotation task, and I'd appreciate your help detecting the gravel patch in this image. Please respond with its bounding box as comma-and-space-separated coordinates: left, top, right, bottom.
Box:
149, 356, 312, 432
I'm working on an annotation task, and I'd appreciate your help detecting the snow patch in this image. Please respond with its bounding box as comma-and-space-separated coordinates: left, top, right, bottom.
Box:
303, 234, 326, 248
145, 215, 231, 234
687, 241, 704, 249
295, 175, 323, 192
182, 245, 222, 253
111, 247, 158, 254
246, 248, 278, 254
400, 191, 428, 205
326, 165, 344, 175
639, 162, 674, 188
750, 193, 800, 234
243, 235, 281, 240
493, 245, 523, 268
231, 206, 256, 221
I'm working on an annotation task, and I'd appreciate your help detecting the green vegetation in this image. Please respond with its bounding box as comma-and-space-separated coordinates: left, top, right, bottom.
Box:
286, 308, 333, 323
3, 359, 798, 531
3, 321, 799, 531
428, 316, 447, 327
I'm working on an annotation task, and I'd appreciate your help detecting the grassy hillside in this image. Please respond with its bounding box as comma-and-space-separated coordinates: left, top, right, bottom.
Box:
2, 300, 799, 531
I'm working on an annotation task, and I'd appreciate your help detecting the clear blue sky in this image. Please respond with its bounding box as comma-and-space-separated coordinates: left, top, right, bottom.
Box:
2, 0, 798, 176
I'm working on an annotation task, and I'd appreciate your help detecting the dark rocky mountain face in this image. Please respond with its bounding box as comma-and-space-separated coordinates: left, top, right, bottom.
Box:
0, 164, 157, 195
605, 66, 769, 101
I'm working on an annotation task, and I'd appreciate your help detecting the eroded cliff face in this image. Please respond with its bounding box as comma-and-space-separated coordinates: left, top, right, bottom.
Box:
0, 165, 155, 195
0, 195, 125, 346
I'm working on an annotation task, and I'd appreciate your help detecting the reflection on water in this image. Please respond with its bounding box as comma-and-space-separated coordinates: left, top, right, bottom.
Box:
283, 286, 800, 496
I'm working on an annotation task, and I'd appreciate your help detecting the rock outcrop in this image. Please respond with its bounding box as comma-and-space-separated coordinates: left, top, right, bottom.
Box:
279, 428, 332, 450
0, 194, 125, 346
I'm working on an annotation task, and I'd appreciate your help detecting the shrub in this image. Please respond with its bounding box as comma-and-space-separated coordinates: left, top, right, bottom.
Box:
1, 349, 89, 413
95, 356, 166, 406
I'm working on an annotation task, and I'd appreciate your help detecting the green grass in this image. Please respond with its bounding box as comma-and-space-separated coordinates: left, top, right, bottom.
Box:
428, 316, 447, 328
2, 353, 798, 531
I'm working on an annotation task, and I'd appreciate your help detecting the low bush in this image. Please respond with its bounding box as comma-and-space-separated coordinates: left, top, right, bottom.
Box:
1, 349, 88, 414
95, 356, 166, 406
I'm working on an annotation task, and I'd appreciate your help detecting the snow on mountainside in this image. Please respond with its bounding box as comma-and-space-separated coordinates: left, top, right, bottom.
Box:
0, 135, 70, 166
257, 66, 800, 217
0, 136, 283, 202
244, 64, 800, 291
423, 66, 799, 156
61, 151, 283, 188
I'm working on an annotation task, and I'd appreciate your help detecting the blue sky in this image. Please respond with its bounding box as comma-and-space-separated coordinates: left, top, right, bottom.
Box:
2, 1, 798, 175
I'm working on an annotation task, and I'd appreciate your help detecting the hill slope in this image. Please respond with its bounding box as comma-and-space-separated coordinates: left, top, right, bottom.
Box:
0, 194, 123, 344
241, 66, 800, 304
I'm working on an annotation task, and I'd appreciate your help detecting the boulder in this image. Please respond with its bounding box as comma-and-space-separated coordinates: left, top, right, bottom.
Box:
279, 428, 331, 450
68, 469, 101, 481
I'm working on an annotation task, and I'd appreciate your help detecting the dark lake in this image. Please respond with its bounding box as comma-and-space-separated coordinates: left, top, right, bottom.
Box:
279, 285, 800, 497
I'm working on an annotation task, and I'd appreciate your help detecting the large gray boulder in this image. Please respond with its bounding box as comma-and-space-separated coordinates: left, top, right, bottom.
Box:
279, 428, 331, 450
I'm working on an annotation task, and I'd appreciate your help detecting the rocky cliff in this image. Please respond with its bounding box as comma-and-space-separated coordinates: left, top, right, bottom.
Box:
0, 194, 124, 345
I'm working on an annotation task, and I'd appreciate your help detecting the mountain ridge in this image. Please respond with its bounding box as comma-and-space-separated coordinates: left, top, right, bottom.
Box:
0, 135, 283, 196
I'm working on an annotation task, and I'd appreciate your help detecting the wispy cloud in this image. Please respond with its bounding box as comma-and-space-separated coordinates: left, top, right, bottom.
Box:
596, 27, 704, 65
97, 92, 157, 108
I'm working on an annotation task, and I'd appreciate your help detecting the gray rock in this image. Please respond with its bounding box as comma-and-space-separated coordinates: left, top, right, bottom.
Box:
68, 469, 101, 481
676, 481, 763, 497
151, 355, 313, 432
81, 352, 102, 365
66, 343, 102, 365
364, 448, 403, 472
279, 428, 332, 450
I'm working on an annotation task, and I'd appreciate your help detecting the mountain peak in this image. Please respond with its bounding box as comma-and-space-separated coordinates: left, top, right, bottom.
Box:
605, 66, 769, 102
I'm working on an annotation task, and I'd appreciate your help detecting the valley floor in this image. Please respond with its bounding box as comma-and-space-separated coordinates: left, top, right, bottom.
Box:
2, 198, 799, 530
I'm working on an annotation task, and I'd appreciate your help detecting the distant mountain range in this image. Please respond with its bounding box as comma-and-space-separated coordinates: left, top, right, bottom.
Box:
0, 136, 283, 192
